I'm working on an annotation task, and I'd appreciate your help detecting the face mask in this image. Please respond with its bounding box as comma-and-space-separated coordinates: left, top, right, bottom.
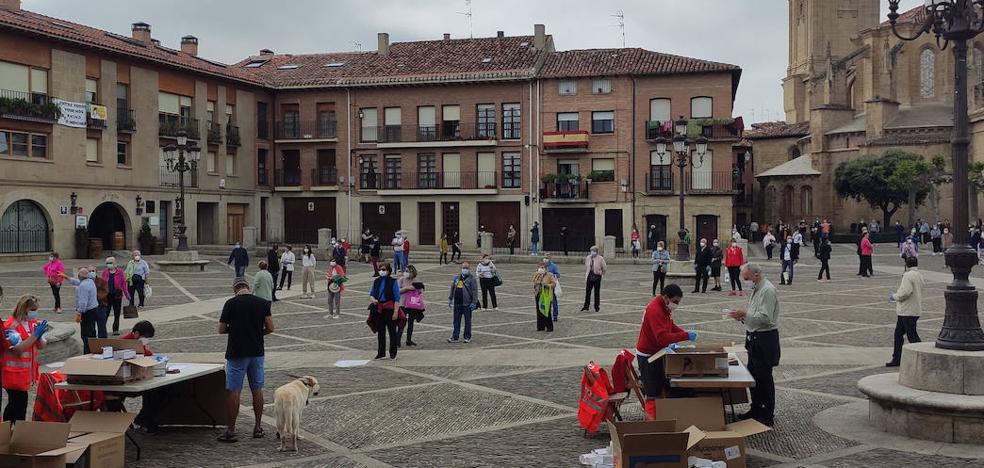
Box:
107, 264, 115, 270
403, 271, 411, 278
657, 247, 664, 251
590, 251, 598, 257
48, 256, 53, 262
139, 337, 150, 346
713, 242, 719, 247
380, 270, 390, 277
134, 256, 141, 261
88, 272, 97, 279
329, 262, 337, 267
537, 268, 545, 274
235, 244, 241, 248
700, 242, 707, 247
743, 279, 755, 289
27, 310, 39, 320
461, 268, 470, 275
667, 301, 679, 312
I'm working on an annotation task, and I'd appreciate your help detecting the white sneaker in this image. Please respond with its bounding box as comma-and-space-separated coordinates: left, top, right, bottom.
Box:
463, 338, 471, 343
493, 307, 499, 311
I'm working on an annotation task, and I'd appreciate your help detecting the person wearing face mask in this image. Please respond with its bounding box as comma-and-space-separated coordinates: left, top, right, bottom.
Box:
331, 239, 347, 267
325, 259, 346, 319
727, 263, 781, 427
121, 320, 156, 356
125, 250, 150, 308
2, 295, 48, 422
447, 262, 479, 343
476, 255, 499, 311
391, 231, 406, 272
301, 245, 317, 299
900, 236, 918, 271
580, 246, 608, 312
90, 264, 110, 339
709, 239, 724, 292
369, 264, 401, 359
942, 227, 954, 252
630, 226, 641, 259
62, 267, 98, 354
651, 241, 671, 296
398, 265, 425, 347
228, 243, 249, 278
278, 245, 295, 291
725, 240, 746, 295
266, 244, 280, 302
370, 235, 382, 276
542, 256, 562, 321
816, 237, 832, 282
252, 261, 275, 303
930, 224, 942, 256
779, 236, 799, 285
361, 228, 373, 263
42, 252, 65, 313
102, 257, 130, 336
693, 238, 712, 294
532, 265, 556, 332
635, 284, 697, 399
860, 231, 874, 278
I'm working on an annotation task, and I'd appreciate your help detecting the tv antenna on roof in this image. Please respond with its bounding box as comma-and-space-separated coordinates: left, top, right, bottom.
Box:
457, 0, 474, 39
611, 10, 625, 48
353, 41, 363, 52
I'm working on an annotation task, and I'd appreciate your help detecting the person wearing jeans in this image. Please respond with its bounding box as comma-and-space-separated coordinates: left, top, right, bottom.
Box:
887, 256, 924, 367
476, 255, 498, 311
228, 243, 249, 279
651, 242, 670, 296
447, 262, 478, 343
325, 261, 345, 319
125, 251, 150, 308
724, 241, 745, 296
580, 246, 608, 312
779, 239, 798, 285
65, 268, 98, 354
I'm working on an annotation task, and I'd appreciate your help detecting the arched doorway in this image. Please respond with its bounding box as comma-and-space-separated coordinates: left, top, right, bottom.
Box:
0, 200, 50, 253
88, 202, 129, 251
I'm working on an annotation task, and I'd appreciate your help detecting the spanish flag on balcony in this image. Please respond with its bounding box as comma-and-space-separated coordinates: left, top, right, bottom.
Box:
543, 130, 589, 149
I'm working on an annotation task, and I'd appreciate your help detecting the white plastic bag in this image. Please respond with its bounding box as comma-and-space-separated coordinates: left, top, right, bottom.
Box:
143, 283, 153, 298
554, 279, 563, 297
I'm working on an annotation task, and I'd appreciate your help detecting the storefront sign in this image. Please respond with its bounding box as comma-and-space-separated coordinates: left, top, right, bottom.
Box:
75, 215, 88, 228
52, 99, 88, 128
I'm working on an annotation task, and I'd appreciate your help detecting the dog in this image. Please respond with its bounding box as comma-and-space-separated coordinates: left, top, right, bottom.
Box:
274, 375, 320, 451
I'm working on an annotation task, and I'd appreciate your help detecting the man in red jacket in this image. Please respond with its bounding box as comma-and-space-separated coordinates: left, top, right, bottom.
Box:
635, 284, 697, 399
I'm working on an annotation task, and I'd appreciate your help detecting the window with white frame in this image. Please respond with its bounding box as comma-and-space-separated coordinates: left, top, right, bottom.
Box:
592, 79, 612, 94
590, 158, 615, 182
85, 79, 98, 103
691, 97, 713, 119
206, 151, 216, 173
559, 80, 577, 96
649, 150, 672, 191
361, 108, 378, 142
226, 151, 236, 176
85, 138, 99, 163
557, 112, 579, 131
591, 111, 614, 134
649, 98, 671, 122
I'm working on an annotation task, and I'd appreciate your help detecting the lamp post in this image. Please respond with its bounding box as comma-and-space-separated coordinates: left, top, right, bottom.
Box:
162, 130, 200, 252
887, 0, 984, 350
655, 117, 709, 261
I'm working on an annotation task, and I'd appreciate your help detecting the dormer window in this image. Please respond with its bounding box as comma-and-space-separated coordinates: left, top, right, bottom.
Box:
277, 64, 300, 70
244, 59, 268, 68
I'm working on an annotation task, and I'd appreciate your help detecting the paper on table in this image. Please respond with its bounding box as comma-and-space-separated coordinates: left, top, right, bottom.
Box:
168, 364, 191, 371
45, 362, 64, 369
334, 359, 370, 368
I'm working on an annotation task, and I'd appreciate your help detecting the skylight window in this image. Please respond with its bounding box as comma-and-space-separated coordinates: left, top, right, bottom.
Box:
244, 59, 268, 68
519, 42, 530, 47
324, 62, 346, 68
481, 57, 493, 63
277, 64, 300, 70
48, 20, 75, 30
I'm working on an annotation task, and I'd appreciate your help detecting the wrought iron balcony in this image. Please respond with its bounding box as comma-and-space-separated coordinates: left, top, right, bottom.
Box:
226, 125, 240, 146
360, 171, 498, 190
311, 166, 338, 186
159, 163, 198, 188
374, 122, 499, 144
207, 122, 223, 144
117, 109, 136, 132
159, 113, 200, 140
0, 89, 59, 123
274, 168, 302, 187
540, 179, 590, 200
275, 119, 337, 140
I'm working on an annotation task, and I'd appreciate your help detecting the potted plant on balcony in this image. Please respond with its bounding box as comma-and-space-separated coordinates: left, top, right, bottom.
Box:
0, 97, 62, 121
540, 173, 558, 184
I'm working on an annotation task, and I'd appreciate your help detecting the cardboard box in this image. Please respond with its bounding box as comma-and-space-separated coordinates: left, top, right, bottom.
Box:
61, 355, 158, 385
64, 412, 135, 468
651, 396, 771, 468
610, 420, 704, 468
86, 338, 144, 355
663, 345, 729, 377
0, 420, 75, 468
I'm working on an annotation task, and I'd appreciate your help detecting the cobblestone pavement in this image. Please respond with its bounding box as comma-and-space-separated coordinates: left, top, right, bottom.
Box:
2, 246, 984, 467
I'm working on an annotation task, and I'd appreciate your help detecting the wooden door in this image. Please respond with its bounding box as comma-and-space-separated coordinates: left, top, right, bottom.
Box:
227, 204, 246, 245
542, 208, 594, 251
418, 202, 436, 245
604, 209, 624, 248
196, 203, 217, 245
159, 201, 171, 248
696, 215, 718, 243
283, 198, 336, 244
645, 214, 667, 250
361, 203, 402, 241
442, 202, 460, 243
477, 202, 521, 248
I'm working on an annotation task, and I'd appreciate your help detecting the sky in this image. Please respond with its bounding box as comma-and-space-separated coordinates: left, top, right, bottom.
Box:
24, 0, 927, 124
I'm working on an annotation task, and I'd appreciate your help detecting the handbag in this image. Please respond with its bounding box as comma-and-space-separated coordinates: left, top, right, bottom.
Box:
143, 284, 153, 298
406, 290, 425, 309
492, 274, 503, 287
123, 305, 139, 319
366, 303, 379, 333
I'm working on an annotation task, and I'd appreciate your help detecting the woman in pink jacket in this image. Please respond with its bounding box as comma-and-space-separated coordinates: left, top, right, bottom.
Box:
42, 252, 65, 313
860, 232, 874, 278
101, 257, 131, 335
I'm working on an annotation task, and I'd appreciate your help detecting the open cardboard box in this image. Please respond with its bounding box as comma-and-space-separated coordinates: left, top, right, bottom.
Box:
86, 338, 145, 355
0, 420, 76, 468
662, 345, 730, 377
651, 396, 771, 468
64, 411, 135, 468
610, 420, 705, 468
61, 355, 158, 385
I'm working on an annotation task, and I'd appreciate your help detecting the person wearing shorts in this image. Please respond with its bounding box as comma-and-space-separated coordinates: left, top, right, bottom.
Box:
218, 277, 273, 443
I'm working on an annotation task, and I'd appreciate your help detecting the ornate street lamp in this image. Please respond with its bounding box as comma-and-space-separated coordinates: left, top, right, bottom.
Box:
655, 116, 709, 261
162, 130, 200, 252
888, 0, 984, 350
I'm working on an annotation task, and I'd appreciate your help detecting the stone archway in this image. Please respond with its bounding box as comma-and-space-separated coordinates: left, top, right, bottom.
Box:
88, 202, 130, 251
0, 200, 51, 253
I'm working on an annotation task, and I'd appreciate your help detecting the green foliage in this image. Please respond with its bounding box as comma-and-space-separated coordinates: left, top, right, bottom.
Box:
587, 170, 615, 182
834, 150, 929, 224
0, 96, 62, 121
540, 173, 557, 184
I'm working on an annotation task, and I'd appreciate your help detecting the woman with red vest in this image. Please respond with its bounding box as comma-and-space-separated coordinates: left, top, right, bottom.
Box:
634, 284, 696, 399
725, 240, 746, 296
3, 295, 49, 421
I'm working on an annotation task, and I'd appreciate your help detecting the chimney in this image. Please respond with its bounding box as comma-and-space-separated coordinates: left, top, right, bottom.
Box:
131, 22, 152, 44
0, 0, 21, 10
377, 32, 390, 56
443, 33, 451, 41
497, 31, 504, 38
259, 49, 274, 56
180, 35, 198, 56
533, 24, 546, 49
151, 39, 160, 47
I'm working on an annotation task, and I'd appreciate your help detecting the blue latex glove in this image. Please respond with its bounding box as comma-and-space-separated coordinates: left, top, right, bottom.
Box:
667, 343, 681, 352
687, 331, 698, 342
470, 303, 478, 312
5, 330, 20, 346
888, 293, 897, 303
32, 320, 48, 338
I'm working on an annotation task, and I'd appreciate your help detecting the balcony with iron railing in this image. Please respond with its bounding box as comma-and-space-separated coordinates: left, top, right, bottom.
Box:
159, 164, 198, 188
257, 168, 269, 187
543, 130, 590, 153
360, 171, 498, 191
540, 178, 590, 201
0, 89, 60, 123
311, 166, 338, 186
159, 112, 200, 140
274, 168, 302, 187
645, 120, 743, 141
86, 104, 107, 130
275, 119, 337, 141
373, 122, 500, 147
117, 109, 136, 132
207, 121, 223, 144
646, 170, 740, 195
226, 125, 240, 146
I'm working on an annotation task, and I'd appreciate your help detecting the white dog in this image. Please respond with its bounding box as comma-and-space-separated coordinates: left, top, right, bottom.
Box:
274, 375, 320, 451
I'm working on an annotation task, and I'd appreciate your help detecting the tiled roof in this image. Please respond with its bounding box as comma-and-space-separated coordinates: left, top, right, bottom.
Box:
744, 121, 811, 140
756, 154, 821, 178
880, 5, 928, 28
540, 48, 739, 79
0, 8, 260, 85
238, 35, 546, 88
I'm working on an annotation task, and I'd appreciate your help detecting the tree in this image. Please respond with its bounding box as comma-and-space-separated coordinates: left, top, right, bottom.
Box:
889, 156, 939, 226
834, 150, 931, 226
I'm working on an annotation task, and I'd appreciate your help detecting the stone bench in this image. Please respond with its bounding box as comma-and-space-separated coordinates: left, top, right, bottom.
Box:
156, 260, 210, 272
39, 323, 81, 365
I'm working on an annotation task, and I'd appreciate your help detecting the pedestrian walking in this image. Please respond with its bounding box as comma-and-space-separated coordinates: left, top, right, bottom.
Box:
763, 232, 776, 260
886, 256, 924, 367
530, 222, 541, 256
931, 225, 942, 255
533, 265, 556, 332
439, 233, 450, 265
63, 268, 98, 354
331, 240, 347, 267
278, 245, 295, 291
894, 221, 905, 249
447, 262, 479, 343
340, 238, 351, 265
900, 236, 918, 271
369, 264, 401, 359
648, 224, 659, 251
451, 232, 463, 263
370, 235, 382, 276
507, 225, 517, 255
252, 261, 275, 302
102, 257, 130, 335
817, 238, 832, 281
635, 284, 697, 399
543, 255, 562, 321
630, 227, 641, 258
360, 228, 373, 263
725, 240, 745, 295
124, 250, 150, 308
726, 264, 782, 426
217, 277, 273, 443
779, 237, 799, 285
266, 244, 280, 301
399, 265, 424, 347
942, 227, 954, 252
860, 231, 874, 277
693, 239, 712, 293
90, 264, 109, 339
2, 295, 48, 422
402, 235, 411, 270
710, 239, 724, 291
300, 245, 316, 299
228, 243, 249, 278
560, 226, 569, 256
651, 241, 670, 296
391, 231, 406, 272
749, 221, 759, 243
580, 246, 608, 312
325, 260, 346, 319
476, 254, 499, 311
42, 252, 64, 313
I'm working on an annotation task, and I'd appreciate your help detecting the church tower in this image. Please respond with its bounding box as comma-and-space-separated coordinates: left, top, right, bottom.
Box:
782, 0, 880, 122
